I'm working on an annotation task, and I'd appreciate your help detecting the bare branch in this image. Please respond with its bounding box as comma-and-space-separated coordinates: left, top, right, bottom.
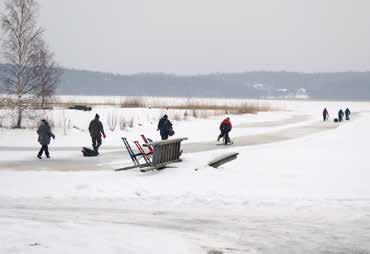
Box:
0, 0, 55, 128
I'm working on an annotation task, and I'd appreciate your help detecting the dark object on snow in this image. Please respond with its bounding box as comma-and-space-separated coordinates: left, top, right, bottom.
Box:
69, 105, 92, 111
345, 108, 351, 120
208, 152, 239, 168
37, 119, 55, 159
157, 115, 173, 140
338, 109, 344, 122
323, 108, 329, 121
82, 147, 99, 157
217, 117, 232, 145
208, 251, 223, 254
29, 242, 41, 247
334, 118, 339, 123
89, 114, 106, 152
207, 250, 224, 254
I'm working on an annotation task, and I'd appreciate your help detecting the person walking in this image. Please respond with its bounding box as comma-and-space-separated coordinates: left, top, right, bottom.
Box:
89, 113, 106, 153
338, 109, 344, 122
217, 117, 232, 145
37, 119, 55, 159
323, 108, 329, 121
157, 114, 173, 140
345, 108, 351, 120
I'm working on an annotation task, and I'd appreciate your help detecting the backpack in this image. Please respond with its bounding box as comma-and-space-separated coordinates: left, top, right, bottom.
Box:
168, 126, 175, 136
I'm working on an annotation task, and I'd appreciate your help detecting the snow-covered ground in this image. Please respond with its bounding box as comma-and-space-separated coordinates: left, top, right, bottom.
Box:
1, 98, 370, 253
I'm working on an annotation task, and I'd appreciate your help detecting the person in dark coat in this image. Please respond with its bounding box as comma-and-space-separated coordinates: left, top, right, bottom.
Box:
157, 115, 173, 140
89, 114, 106, 153
323, 108, 329, 121
217, 117, 232, 144
338, 109, 344, 122
37, 119, 55, 159
345, 108, 351, 120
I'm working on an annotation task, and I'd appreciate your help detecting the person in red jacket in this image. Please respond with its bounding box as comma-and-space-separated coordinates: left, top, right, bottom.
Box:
217, 117, 232, 144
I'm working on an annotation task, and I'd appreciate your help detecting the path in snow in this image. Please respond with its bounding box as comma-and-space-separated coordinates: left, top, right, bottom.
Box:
235, 114, 311, 128
182, 119, 338, 153
0, 115, 339, 171
0, 114, 310, 152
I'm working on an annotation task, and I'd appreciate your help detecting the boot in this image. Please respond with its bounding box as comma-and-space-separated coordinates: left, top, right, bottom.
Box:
217, 134, 222, 141
93, 146, 99, 154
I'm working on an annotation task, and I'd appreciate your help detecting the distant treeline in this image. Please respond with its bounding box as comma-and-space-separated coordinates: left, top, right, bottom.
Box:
2, 64, 370, 100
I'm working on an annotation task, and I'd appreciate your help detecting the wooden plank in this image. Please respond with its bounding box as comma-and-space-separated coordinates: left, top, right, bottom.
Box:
142, 137, 188, 147
208, 152, 239, 168
141, 159, 183, 172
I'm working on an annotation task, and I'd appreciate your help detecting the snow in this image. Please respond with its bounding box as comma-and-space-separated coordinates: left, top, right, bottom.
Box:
1, 98, 370, 253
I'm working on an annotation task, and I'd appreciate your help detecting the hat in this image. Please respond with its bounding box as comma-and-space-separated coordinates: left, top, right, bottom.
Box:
95, 113, 100, 118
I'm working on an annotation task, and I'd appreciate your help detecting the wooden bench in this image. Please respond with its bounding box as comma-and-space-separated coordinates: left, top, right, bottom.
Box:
116, 137, 188, 172
142, 138, 188, 171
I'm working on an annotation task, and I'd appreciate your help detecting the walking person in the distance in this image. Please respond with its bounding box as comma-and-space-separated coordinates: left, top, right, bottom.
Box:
37, 119, 55, 159
345, 108, 351, 120
157, 114, 174, 140
338, 109, 344, 122
89, 113, 106, 153
217, 117, 233, 145
323, 108, 329, 121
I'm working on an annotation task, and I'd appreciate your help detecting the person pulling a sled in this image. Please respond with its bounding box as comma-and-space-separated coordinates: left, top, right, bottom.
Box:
338, 109, 344, 122
89, 113, 106, 153
157, 114, 174, 140
37, 119, 55, 159
323, 108, 329, 121
217, 117, 232, 145
345, 108, 351, 120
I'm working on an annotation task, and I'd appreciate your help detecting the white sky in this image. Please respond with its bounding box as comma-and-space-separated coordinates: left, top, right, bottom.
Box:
3, 0, 370, 74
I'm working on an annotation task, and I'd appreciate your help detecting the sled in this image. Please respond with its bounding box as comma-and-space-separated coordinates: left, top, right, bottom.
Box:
216, 141, 234, 146
81, 147, 99, 157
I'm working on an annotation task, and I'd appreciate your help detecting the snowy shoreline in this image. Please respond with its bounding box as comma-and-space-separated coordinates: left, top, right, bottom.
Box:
1, 99, 369, 254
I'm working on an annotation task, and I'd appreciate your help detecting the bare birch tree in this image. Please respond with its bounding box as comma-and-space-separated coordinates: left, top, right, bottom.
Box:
0, 0, 43, 128
34, 42, 62, 109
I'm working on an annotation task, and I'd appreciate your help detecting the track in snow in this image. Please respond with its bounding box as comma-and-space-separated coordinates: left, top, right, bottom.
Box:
0, 115, 340, 171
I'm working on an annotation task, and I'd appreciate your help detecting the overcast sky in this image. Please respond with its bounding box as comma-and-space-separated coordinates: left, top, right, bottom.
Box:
2, 0, 370, 74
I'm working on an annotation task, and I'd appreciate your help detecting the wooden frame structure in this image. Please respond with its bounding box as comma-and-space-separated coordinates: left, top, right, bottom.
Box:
116, 137, 188, 172
142, 138, 188, 170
